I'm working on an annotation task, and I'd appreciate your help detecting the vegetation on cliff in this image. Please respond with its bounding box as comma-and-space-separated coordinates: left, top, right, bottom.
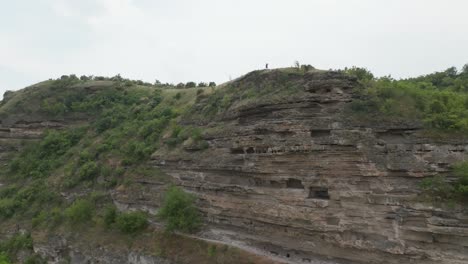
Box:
159, 186, 201, 233
420, 161, 468, 203
345, 65, 468, 204
347, 65, 468, 132
1, 66, 467, 262
0, 76, 207, 262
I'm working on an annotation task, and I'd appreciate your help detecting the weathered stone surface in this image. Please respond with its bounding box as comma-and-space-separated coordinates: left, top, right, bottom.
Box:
151, 71, 468, 263
1, 70, 467, 263
33, 235, 171, 264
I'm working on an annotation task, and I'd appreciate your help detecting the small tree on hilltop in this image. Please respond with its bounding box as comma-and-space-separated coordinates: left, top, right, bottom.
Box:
185, 82, 196, 88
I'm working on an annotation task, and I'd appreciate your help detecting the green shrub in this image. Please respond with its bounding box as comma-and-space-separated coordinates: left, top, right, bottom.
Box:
103, 206, 117, 227
343, 66, 374, 81
348, 66, 468, 132
420, 176, 455, 203
48, 207, 64, 227
453, 162, 468, 199
65, 199, 94, 224
77, 161, 100, 181
207, 245, 217, 257
115, 211, 148, 234
24, 254, 46, 264
41, 100, 67, 116
420, 161, 468, 203
78, 150, 93, 164
0, 234, 33, 258
0, 199, 18, 218
0, 252, 9, 264
158, 186, 201, 233
32, 211, 47, 228
121, 140, 153, 164
185, 82, 196, 88
8, 129, 84, 179
174, 92, 182, 100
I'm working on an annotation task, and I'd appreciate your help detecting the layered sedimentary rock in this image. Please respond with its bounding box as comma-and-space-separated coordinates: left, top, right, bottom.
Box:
151, 71, 468, 264
1, 71, 467, 264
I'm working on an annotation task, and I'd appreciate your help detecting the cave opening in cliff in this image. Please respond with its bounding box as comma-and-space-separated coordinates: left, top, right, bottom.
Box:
286, 178, 304, 189
310, 129, 331, 138
308, 187, 330, 199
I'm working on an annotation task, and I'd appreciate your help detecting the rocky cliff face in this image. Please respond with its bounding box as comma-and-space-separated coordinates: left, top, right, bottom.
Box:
150, 71, 468, 264
1, 70, 467, 264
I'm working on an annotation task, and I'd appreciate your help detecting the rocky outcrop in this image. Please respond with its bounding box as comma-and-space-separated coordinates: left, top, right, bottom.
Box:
33, 235, 171, 264
151, 71, 468, 264
1, 70, 467, 264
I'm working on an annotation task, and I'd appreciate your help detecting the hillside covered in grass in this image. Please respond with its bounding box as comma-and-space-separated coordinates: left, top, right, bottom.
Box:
0, 65, 468, 263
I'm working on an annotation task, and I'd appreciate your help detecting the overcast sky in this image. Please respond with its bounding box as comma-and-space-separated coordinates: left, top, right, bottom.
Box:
1, 0, 468, 98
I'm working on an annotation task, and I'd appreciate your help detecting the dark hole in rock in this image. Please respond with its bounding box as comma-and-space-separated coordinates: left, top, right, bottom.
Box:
230, 148, 244, 154
309, 187, 330, 199
286, 253, 290, 258
270, 180, 282, 188
286, 178, 304, 189
310, 129, 331, 138
254, 178, 265, 186
246, 147, 255, 154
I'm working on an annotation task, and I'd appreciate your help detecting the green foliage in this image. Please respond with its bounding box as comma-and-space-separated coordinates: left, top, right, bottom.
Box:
0, 199, 17, 219
349, 66, 468, 132
343, 66, 374, 82
174, 92, 182, 100
9, 129, 85, 179
420, 161, 468, 204
453, 162, 468, 199
300, 64, 315, 72
115, 211, 148, 234
420, 176, 455, 203
207, 245, 217, 257
103, 206, 117, 227
0, 234, 33, 260
41, 99, 67, 116
0, 181, 60, 219
77, 161, 100, 181
185, 82, 196, 88
65, 199, 94, 224
24, 254, 47, 264
0, 252, 9, 264
158, 186, 201, 233
208, 82, 216, 87
121, 140, 153, 165
32, 207, 64, 228
198, 82, 207, 87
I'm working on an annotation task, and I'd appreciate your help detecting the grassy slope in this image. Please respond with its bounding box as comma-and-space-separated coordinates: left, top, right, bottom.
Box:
0, 71, 299, 263
1, 66, 468, 262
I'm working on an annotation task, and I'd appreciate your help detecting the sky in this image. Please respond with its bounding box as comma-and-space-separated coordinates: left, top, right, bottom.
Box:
1, 0, 468, 98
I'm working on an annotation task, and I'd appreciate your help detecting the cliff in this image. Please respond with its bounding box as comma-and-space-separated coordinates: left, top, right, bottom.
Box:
0, 69, 467, 264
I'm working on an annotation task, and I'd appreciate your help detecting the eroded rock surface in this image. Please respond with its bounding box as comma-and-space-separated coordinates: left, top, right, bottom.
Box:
1, 71, 467, 264
151, 72, 468, 264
